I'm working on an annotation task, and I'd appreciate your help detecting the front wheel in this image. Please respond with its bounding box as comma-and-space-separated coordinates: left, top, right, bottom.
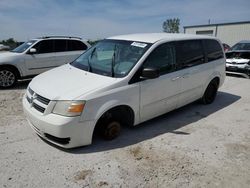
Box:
0, 68, 17, 88
201, 80, 218, 104
101, 120, 121, 140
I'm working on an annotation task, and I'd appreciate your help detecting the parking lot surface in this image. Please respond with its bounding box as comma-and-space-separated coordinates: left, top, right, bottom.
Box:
0, 77, 250, 188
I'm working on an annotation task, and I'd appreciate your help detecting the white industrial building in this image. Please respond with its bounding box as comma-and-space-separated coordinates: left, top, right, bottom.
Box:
184, 21, 250, 46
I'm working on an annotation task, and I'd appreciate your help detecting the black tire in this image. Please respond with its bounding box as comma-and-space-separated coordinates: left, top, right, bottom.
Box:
0, 67, 18, 88
101, 119, 121, 140
201, 80, 218, 104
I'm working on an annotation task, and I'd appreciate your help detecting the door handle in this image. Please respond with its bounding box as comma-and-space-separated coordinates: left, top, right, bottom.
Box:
171, 76, 180, 81
182, 73, 190, 78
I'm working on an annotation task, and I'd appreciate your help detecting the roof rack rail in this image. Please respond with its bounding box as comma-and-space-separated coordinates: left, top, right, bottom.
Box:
39, 36, 82, 40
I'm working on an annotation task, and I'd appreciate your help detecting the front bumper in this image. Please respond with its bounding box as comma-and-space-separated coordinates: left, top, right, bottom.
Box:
23, 96, 95, 148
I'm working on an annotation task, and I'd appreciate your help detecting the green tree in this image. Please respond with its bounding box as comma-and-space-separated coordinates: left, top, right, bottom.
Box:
1, 38, 18, 49
163, 18, 180, 33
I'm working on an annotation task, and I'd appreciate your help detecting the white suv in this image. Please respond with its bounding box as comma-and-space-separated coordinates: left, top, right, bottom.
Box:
23, 33, 225, 148
0, 36, 90, 88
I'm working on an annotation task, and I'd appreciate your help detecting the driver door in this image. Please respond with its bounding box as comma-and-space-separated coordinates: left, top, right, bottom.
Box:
24, 40, 56, 75
139, 42, 182, 122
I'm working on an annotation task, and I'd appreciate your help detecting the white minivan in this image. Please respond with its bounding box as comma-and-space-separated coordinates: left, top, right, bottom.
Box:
23, 33, 225, 148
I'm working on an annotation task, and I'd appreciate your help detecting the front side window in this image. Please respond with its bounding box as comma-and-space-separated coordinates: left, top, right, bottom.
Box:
143, 43, 176, 75
33, 40, 54, 54
71, 40, 151, 78
176, 40, 204, 68
11, 40, 37, 53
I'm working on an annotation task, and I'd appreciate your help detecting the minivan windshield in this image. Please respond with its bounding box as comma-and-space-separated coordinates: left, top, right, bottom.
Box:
11, 40, 37, 53
71, 39, 151, 78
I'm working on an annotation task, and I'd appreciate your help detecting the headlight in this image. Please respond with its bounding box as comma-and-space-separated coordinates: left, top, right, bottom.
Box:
52, 100, 85, 117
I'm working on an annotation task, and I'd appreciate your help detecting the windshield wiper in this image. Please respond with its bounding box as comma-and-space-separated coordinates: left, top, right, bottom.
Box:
111, 45, 117, 77
87, 47, 96, 72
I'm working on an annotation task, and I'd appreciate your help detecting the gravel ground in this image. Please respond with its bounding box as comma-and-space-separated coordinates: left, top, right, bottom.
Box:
0, 76, 250, 188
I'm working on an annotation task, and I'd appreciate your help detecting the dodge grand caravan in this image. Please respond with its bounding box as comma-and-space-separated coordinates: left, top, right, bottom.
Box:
23, 33, 225, 148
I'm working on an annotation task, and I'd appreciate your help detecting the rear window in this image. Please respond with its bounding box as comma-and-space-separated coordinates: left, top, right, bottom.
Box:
204, 39, 223, 62
67, 40, 87, 51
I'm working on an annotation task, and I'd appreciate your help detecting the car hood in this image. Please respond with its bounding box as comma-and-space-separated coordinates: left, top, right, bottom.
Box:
29, 64, 117, 100
0, 51, 20, 62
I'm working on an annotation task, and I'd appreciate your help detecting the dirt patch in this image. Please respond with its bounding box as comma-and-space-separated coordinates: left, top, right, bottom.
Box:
127, 145, 205, 187
225, 143, 250, 161
0, 90, 25, 127
97, 181, 109, 187
74, 170, 92, 182
129, 146, 144, 160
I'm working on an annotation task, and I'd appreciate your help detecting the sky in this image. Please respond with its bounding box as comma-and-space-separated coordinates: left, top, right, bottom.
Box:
0, 0, 249, 41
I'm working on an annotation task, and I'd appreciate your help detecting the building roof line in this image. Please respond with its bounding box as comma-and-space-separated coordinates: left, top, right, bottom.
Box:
183, 21, 250, 29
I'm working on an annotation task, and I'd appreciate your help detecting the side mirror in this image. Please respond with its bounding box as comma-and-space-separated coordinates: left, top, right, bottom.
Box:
29, 48, 37, 54
141, 67, 160, 79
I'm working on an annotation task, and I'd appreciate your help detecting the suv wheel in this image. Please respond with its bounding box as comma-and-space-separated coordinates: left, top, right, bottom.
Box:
201, 80, 218, 104
0, 68, 17, 88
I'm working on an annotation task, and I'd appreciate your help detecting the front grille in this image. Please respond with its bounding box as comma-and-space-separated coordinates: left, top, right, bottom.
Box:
227, 62, 246, 65
33, 103, 46, 113
26, 96, 31, 103
36, 94, 50, 105
26, 87, 51, 114
28, 87, 34, 95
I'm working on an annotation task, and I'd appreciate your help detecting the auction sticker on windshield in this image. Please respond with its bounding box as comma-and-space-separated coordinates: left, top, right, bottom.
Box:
131, 42, 147, 48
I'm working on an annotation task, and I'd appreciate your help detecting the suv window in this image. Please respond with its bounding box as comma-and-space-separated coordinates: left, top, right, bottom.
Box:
204, 39, 223, 62
176, 40, 204, 68
143, 43, 176, 75
12, 40, 37, 53
33, 40, 54, 54
67, 40, 87, 51
54, 39, 67, 52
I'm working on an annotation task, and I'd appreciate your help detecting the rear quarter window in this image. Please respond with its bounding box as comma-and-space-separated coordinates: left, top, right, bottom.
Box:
204, 39, 223, 62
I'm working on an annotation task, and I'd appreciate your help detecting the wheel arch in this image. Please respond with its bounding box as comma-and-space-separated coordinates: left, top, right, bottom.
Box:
203, 72, 221, 94
95, 104, 135, 126
0, 64, 21, 78
93, 104, 135, 137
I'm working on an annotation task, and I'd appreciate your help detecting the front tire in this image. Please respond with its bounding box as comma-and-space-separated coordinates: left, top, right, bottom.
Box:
201, 80, 218, 104
0, 68, 17, 88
